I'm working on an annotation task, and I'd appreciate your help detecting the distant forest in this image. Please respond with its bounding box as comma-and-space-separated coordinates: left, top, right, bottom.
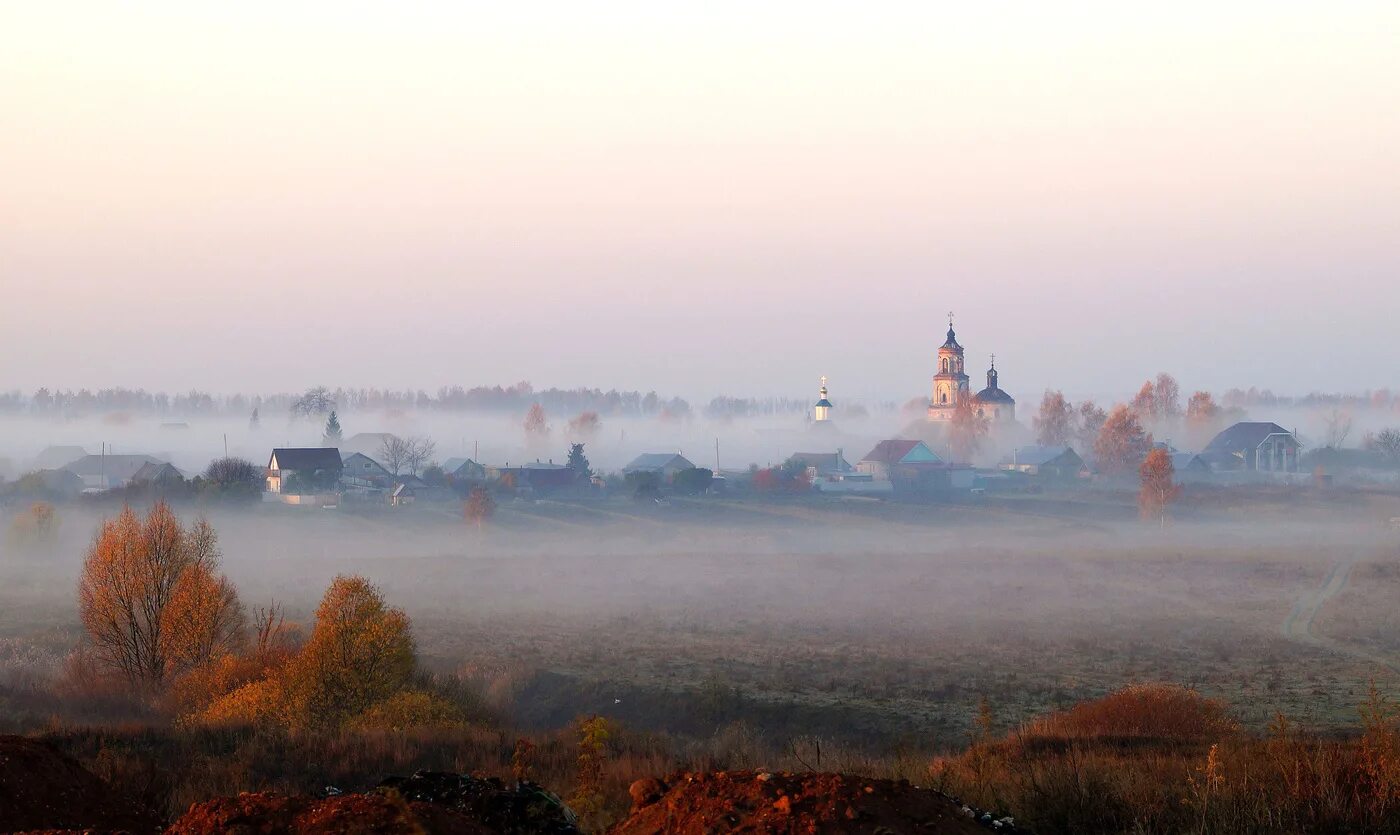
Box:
0, 384, 813, 420
0, 382, 1392, 420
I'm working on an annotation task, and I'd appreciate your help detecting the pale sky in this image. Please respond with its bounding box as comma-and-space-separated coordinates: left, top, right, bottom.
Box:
2, 2, 1397, 404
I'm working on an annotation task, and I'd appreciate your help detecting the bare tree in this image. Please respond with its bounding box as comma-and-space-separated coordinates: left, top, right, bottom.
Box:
290, 386, 335, 419
378, 435, 412, 476
1370, 428, 1400, 466
1322, 409, 1353, 449
1154, 373, 1181, 421
404, 436, 436, 476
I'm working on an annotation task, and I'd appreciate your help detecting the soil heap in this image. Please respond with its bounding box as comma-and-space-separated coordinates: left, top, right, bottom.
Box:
167, 771, 579, 835
609, 770, 1005, 834
0, 734, 161, 834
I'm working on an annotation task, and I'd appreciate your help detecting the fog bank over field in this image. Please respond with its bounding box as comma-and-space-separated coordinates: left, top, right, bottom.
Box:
0, 397, 1396, 482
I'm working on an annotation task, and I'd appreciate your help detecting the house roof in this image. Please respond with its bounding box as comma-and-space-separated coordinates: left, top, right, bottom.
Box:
32, 445, 89, 469
269, 448, 344, 471
441, 457, 483, 476
63, 454, 165, 480
1002, 445, 1081, 467
132, 461, 185, 483
1204, 422, 1296, 453
785, 452, 852, 472
623, 453, 694, 472
1169, 452, 1211, 471
860, 440, 924, 464
341, 452, 389, 472
814, 398, 833, 408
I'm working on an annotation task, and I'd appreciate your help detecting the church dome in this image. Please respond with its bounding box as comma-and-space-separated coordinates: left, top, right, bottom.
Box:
941, 326, 961, 350
973, 387, 1015, 405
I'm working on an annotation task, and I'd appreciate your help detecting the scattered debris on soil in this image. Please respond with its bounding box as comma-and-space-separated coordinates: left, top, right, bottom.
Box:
165, 790, 496, 834
376, 772, 579, 834
609, 770, 1025, 834
0, 734, 161, 834
167, 771, 579, 835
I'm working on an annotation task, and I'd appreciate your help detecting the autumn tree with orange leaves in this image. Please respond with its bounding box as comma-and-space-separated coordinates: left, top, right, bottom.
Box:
1033, 390, 1075, 446
1139, 448, 1182, 527
1094, 405, 1153, 478
523, 403, 549, 440
949, 399, 989, 463
78, 502, 245, 690
280, 575, 416, 730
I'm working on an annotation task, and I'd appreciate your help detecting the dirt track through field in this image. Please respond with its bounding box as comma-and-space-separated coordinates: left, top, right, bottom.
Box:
1283, 552, 1400, 675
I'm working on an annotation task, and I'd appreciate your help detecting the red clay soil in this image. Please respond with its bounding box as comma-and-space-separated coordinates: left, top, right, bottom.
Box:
609, 771, 991, 834
0, 734, 161, 834
166, 791, 497, 835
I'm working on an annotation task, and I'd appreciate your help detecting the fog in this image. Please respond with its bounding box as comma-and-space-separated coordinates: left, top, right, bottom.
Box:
0, 397, 1396, 483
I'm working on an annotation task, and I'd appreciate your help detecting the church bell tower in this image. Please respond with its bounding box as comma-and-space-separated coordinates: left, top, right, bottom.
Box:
927, 313, 970, 422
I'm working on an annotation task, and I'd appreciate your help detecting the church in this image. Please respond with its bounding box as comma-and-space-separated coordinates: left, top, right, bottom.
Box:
925, 316, 1016, 424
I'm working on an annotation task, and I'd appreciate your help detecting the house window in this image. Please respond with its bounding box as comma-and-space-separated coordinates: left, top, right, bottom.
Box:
941, 393, 948, 404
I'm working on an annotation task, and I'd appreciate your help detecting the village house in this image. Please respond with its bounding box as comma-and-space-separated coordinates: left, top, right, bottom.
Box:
999, 445, 1088, 480
623, 453, 696, 481
784, 450, 853, 480
340, 452, 392, 487
131, 461, 186, 486
31, 445, 89, 471
266, 448, 344, 495
441, 457, 486, 481
857, 440, 943, 480
487, 461, 577, 493
1203, 422, 1302, 473
62, 454, 168, 491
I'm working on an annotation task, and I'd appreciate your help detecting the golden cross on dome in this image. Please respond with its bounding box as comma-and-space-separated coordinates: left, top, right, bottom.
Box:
947, 311, 955, 329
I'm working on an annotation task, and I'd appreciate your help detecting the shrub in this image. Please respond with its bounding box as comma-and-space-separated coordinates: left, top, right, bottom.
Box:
346, 690, 467, 732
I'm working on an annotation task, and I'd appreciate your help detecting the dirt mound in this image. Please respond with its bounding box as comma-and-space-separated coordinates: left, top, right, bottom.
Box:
376, 772, 579, 834
167, 772, 578, 835
609, 771, 1010, 834
166, 791, 495, 834
0, 734, 161, 834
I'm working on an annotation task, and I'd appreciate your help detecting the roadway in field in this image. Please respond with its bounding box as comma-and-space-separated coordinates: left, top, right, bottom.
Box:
1282, 551, 1400, 675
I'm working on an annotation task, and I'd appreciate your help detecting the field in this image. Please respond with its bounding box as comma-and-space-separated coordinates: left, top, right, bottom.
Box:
5, 486, 1398, 753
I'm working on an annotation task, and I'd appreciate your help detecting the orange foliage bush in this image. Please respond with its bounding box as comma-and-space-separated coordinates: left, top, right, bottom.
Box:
1021, 683, 1236, 744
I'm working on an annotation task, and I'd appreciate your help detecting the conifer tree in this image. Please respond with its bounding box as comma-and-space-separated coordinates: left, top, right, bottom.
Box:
323, 411, 343, 446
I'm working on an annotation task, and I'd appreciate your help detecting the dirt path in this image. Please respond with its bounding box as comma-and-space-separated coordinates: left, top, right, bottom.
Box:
1283, 553, 1400, 675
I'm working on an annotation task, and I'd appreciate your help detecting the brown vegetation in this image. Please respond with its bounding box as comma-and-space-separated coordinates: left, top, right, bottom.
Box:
1093, 405, 1152, 477
1138, 448, 1181, 525
78, 502, 244, 692
932, 683, 1400, 834
1033, 390, 1074, 446
612, 770, 987, 835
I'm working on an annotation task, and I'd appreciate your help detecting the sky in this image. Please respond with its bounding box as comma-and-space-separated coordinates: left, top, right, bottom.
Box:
2, 2, 1398, 405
